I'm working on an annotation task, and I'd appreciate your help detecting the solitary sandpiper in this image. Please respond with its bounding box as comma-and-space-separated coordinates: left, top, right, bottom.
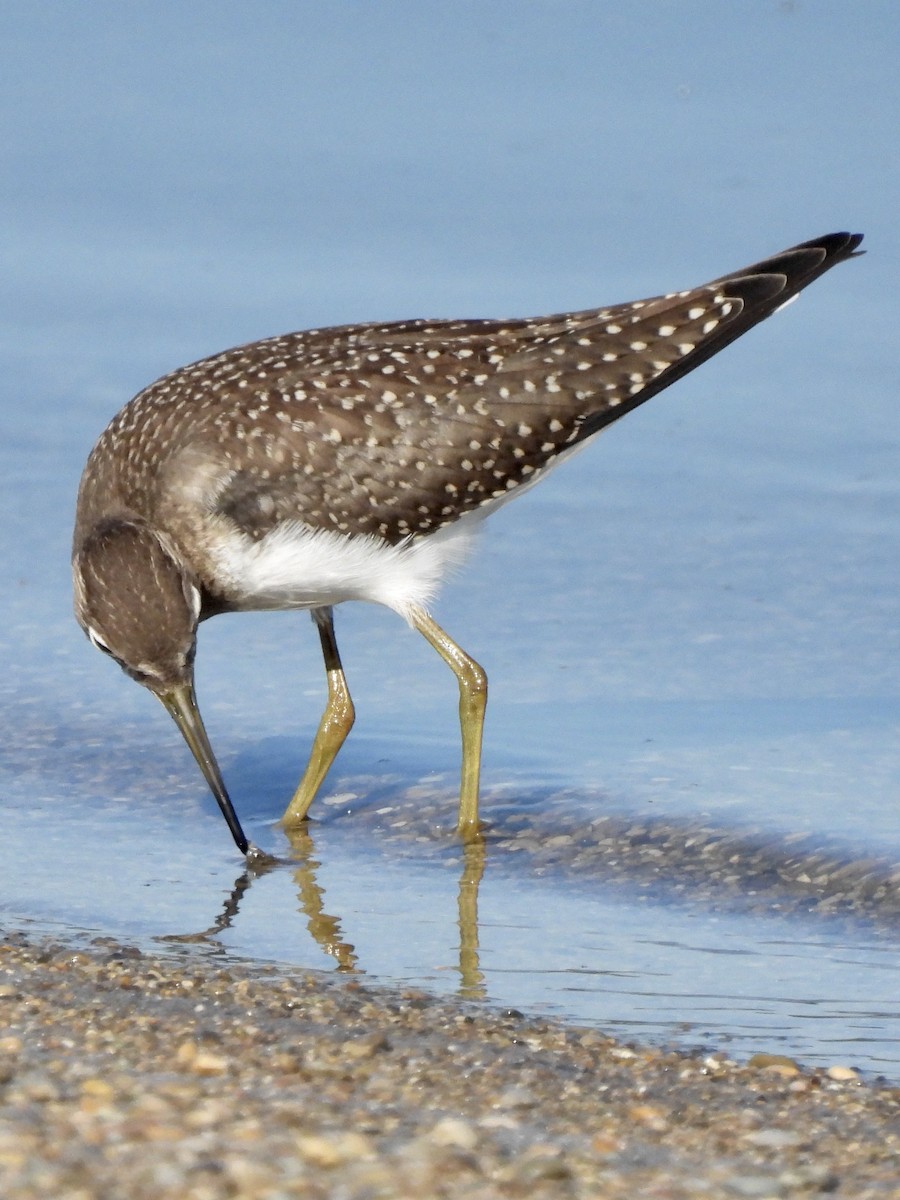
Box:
73, 232, 862, 856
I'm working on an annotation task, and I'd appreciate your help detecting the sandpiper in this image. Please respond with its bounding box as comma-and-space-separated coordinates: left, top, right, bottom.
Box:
73, 232, 862, 855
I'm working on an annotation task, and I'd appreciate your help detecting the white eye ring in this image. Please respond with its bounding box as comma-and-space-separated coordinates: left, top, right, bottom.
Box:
87, 626, 112, 655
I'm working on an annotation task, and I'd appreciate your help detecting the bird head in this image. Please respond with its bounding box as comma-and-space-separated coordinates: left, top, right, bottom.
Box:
72, 517, 250, 855
73, 517, 200, 692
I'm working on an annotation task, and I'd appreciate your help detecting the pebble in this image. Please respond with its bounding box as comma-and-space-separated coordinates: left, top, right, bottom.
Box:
0, 931, 899, 1198
427, 1117, 479, 1149
825, 1065, 861, 1082
747, 1053, 802, 1076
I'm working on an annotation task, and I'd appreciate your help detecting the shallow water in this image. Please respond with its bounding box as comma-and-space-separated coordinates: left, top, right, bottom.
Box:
6, 725, 900, 1075
2, 4, 898, 1078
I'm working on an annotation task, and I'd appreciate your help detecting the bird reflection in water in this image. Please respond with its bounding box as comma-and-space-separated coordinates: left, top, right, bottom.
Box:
158, 825, 487, 998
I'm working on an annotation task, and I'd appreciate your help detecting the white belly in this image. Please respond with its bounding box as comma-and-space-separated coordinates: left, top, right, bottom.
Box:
206, 516, 479, 621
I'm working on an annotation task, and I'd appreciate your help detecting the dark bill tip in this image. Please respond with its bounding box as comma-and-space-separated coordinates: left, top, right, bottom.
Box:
159, 683, 250, 856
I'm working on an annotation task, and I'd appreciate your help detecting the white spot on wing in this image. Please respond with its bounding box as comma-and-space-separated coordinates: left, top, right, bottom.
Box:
773, 292, 800, 315
188, 584, 202, 621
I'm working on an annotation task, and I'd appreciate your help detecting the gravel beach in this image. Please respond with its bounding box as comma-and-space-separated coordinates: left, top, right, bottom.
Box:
1, 929, 899, 1198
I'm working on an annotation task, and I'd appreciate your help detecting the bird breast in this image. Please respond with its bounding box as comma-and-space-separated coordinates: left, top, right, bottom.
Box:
200, 514, 479, 621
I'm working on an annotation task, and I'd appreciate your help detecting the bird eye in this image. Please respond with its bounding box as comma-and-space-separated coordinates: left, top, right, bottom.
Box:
87, 626, 113, 656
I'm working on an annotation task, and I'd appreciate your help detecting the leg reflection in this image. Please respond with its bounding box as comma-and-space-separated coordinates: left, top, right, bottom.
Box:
457, 835, 486, 998
283, 824, 358, 972
161, 823, 488, 995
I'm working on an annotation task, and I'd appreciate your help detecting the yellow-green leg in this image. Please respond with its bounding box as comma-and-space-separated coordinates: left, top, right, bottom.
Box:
281, 607, 355, 828
408, 606, 487, 841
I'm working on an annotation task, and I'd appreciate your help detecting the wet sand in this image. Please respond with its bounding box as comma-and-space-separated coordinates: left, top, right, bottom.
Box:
1, 928, 899, 1198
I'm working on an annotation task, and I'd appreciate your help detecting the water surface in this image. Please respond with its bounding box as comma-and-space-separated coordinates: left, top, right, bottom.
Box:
1, 2, 898, 1077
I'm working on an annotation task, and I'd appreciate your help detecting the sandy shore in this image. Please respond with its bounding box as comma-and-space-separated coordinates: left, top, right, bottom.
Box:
1, 929, 898, 1198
